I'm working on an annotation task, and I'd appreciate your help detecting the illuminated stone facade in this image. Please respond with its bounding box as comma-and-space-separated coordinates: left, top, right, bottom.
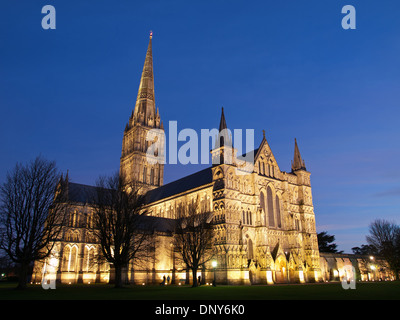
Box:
319, 253, 395, 282
32, 34, 322, 285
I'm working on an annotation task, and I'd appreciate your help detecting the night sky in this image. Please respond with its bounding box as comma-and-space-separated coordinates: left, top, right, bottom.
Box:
1, 0, 399, 253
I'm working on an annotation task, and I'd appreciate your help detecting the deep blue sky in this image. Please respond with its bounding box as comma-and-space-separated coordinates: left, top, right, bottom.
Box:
1, 1, 399, 253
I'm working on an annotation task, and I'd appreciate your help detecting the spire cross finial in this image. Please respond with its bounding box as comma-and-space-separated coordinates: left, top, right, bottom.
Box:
150, 30, 153, 39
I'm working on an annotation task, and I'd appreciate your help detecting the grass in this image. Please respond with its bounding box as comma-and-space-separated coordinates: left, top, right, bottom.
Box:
0, 281, 399, 300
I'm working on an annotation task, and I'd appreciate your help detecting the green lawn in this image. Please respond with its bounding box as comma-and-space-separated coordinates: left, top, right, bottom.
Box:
0, 281, 399, 300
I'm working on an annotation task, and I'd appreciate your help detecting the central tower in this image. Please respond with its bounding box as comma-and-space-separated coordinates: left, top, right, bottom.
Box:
120, 32, 164, 192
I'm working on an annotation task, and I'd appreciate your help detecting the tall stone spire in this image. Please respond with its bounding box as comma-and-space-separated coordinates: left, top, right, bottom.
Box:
120, 32, 164, 192
291, 138, 306, 171
132, 31, 160, 128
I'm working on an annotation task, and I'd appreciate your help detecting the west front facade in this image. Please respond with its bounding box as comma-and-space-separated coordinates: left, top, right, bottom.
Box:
32, 33, 323, 286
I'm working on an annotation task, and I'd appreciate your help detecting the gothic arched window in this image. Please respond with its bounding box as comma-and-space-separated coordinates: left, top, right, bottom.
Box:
150, 168, 154, 185
267, 186, 275, 227
84, 246, 95, 272
275, 196, 281, 228
70, 211, 77, 227
69, 246, 78, 272
143, 166, 147, 183
260, 192, 266, 226
86, 214, 92, 229
247, 238, 254, 260
62, 246, 70, 271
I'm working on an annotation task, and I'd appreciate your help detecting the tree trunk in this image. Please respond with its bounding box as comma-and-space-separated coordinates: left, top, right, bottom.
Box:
17, 263, 28, 290
185, 269, 190, 285
192, 268, 198, 288
114, 264, 123, 288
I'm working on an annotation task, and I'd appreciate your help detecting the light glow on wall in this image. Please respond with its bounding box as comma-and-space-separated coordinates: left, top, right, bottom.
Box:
299, 270, 304, 283
266, 270, 273, 284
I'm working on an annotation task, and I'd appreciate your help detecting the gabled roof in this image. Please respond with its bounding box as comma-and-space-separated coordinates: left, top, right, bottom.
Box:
62, 166, 213, 207
144, 166, 213, 204
66, 182, 100, 205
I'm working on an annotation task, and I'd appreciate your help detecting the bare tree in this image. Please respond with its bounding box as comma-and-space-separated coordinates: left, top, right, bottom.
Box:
366, 219, 400, 280
173, 198, 215, 287
0, 156, 67, 289
91, 173, 153, 288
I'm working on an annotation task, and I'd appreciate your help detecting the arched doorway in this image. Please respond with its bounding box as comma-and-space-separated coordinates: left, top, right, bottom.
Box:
275, 255, 287, 283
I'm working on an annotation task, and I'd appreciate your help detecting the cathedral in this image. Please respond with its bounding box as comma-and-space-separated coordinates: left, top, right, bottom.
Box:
32, 33, 324, 285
